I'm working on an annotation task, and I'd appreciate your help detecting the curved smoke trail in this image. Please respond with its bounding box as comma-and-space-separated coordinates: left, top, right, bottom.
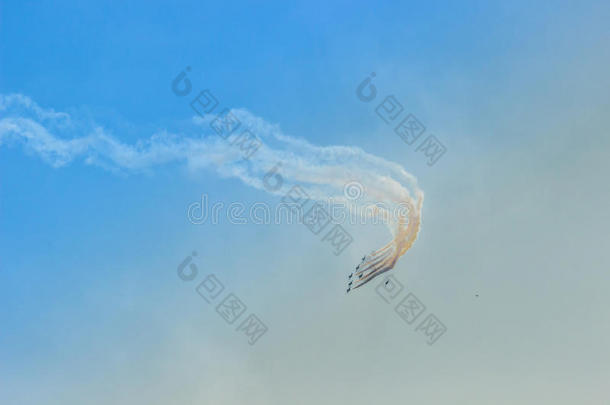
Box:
0, 94, 423, 291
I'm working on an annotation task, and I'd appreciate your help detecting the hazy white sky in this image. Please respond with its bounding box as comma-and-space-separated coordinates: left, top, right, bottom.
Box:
1, 1, 609, 404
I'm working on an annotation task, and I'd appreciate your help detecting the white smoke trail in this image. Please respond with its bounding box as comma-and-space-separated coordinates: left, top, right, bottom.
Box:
0, 94, 423, 290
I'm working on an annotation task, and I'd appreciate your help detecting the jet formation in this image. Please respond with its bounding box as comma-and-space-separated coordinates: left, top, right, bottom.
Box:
346, 240, 398, 293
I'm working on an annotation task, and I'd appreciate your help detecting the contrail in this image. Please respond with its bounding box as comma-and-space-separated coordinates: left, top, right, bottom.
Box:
0, 94, 424, 291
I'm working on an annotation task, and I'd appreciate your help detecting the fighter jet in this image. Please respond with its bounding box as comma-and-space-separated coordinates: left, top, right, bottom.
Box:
350, 255, 370, 278
346, 246, 398, 293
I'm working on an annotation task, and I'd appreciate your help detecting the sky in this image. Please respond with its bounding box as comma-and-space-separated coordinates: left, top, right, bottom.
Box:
1, 1, 610, 404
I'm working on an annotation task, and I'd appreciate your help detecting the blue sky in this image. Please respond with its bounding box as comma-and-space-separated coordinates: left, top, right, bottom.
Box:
2, 1, 610, 404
